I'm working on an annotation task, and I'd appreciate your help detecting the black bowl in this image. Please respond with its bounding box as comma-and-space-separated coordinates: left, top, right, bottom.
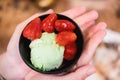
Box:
19, 14, 84, 74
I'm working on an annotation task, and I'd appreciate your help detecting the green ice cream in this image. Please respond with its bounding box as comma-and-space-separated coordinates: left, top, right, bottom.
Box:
29, 32, 65, 71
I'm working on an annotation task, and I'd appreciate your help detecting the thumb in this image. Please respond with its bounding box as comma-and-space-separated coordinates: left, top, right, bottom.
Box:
7, 9, 54, 51
62, 65, 96, 80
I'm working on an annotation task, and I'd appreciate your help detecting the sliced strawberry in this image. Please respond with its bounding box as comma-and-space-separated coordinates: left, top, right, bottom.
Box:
23, 18, 42, 40
64, 43, 77, 60
56, 31, 77, 46
42, 13, 57, 33
55, 20, 75, 32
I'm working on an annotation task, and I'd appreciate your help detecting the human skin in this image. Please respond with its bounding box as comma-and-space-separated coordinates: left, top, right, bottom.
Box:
0, 6, 107, 80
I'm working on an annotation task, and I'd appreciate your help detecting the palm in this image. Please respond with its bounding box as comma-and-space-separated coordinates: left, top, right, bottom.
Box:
4, 7, 106, 80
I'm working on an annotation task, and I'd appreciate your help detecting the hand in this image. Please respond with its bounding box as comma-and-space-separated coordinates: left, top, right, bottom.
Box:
26, 7, 106, 80
0, 6, 106, 80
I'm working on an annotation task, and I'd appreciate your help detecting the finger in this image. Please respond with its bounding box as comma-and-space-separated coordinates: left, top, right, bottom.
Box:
23, 9, 54, 24
81, 20, 95, 32
20, 9, 54, 30
77, 29, 106, 67
75, 10, 98, 29
61, 65, 96, 80
84, 22, 107, 42
61, 6, 86, 19
7, 9, 54, 51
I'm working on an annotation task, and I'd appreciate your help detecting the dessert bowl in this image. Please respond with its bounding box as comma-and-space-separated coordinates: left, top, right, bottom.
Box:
19, 13, 84, 74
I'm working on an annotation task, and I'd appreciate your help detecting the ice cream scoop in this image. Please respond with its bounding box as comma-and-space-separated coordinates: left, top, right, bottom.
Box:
30, 32, 65, 71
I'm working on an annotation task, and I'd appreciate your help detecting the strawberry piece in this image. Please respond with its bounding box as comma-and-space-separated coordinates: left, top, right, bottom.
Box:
55, 20, 75, 32
42, 13, 57, 33
23, 18, 42, 40
64, 43, 77, 60
56, 31, 77, 46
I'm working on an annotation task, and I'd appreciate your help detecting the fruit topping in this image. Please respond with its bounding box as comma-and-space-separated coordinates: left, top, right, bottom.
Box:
55, 20, 75, 32
64, 43, 77, 60
56, 31, 77, 46
42, 13, 57, 33
23, 18, 42, 40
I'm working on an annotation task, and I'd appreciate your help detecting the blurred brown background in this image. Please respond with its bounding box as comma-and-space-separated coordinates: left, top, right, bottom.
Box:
0, 0, 120, 80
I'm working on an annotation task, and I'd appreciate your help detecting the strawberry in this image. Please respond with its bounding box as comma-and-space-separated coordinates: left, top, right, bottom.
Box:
56, 31, 77, 46
64, 43, 77, 60
55, 20, 75, 32
42, 13, 57, 33
23, 18, 42, 40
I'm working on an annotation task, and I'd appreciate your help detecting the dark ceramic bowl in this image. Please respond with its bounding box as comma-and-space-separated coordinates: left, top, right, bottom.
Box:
19, 14, 84, 74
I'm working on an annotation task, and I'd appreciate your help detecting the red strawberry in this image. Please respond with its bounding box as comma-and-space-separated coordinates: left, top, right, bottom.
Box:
55, 20, 75, 32
64, 43, 77, 60
42, 13, 57, 33
23, 18, 42, 40
56, 31, 77, 46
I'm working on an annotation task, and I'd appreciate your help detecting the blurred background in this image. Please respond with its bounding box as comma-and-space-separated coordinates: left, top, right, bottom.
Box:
0, 0, 120, 80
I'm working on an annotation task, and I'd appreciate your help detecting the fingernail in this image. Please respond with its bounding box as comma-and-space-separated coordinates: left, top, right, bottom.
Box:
47, 9, 54, 12
98, 22, 107, 30
87, 67, 96, 76
100, 22, 107, 28
90, 10, 99, 19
